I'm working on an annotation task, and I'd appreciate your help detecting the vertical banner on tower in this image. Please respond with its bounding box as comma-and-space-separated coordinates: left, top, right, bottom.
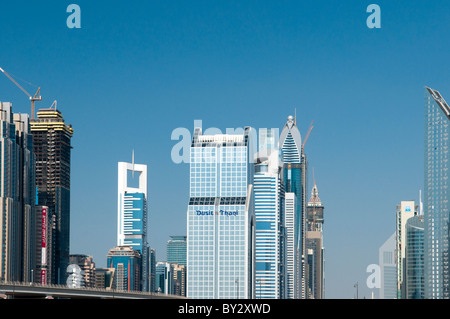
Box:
41, 207, 48, 284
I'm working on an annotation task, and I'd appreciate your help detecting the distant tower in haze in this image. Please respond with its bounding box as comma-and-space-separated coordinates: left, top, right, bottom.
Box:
117, 156, 148, 291
167, 236, 187, 266
379, 233, 397, 299
30, 107, 73, 285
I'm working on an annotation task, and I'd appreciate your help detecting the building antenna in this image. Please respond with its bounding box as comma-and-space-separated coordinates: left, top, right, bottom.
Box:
50, 100, 57, 110
132, 149, 135, 178
419, 189, 423, 215
294, 108, 297, 125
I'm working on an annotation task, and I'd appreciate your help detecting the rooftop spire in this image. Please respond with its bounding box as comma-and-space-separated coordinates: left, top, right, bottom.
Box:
308, 173, 322, 206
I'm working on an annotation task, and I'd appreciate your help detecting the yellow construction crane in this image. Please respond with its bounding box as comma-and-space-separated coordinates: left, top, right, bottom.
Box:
0, 67, 41, 119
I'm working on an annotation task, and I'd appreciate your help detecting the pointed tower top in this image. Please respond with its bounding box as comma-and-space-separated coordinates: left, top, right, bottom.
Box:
308, 179, 322, 206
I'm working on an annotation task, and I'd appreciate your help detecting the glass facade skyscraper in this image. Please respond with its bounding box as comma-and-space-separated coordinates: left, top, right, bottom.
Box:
0, 102, 36, 283
167, 235, 187, 266
280, 115, 306, 298
405, 214, 424, 299
186, 127, 254, 299
424, 87, 450, 299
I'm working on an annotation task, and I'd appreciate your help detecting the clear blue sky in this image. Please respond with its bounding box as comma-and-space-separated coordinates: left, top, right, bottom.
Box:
0, 1, 449, 298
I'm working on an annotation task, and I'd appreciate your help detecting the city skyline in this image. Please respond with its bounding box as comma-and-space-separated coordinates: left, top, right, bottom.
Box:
0, 1, 449, 298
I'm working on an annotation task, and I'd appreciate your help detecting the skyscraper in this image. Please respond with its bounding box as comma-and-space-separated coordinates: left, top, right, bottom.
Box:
254, 149, 285, 299
305, 182, 325, 299
405, 214, 425, 299
186, 127, 254, 299
117, 160, 148, 291
167, 235, 187, 266
0, 102, 36, 283
424, 87, 450, 299
30, 107, 73, 285
279, 115, 307, 298
396, 201, 418, 298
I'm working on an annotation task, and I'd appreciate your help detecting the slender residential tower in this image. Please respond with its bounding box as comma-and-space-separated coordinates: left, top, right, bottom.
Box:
254, 149, 285, 299
186, 127, 255, 299
424, 87, 450, 299
279, 115, 307, 298
396, 201, 417, 299
30, 107, 73, 285
117, 159, 148, 291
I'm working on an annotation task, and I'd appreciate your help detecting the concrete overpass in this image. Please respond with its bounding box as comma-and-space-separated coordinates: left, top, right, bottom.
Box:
0, 281, 186, 299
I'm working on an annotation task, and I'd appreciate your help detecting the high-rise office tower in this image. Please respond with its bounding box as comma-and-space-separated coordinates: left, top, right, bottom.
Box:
30, 107, 73, 285
396, 201, 418, 298
424, 87, 450, 299
186, 127, 254, 299
117, 160, 148, 291
305, 182, 325, 299
280, 115, 307, 298
167, 235, 187, 266
107, 245, 141, 291
405, 214, 425, 299
254, 149, 285, 299
0, 102, 36, 283
379, 233, 397, 299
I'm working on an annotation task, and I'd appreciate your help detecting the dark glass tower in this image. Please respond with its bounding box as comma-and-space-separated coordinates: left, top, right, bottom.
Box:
0, 102, 36, 283
30, 108, 73, 285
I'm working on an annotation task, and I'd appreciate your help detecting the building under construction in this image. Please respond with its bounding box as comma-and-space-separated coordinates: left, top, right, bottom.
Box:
30, 108, 73, 285
305, 182, 325, 299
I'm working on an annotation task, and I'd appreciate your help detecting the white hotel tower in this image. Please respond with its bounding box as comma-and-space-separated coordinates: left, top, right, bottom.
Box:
254, 149, 285, 299
186, 127, 255, 299
117, 159, 149, 291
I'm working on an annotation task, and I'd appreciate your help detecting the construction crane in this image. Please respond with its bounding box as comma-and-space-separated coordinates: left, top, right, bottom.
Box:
0, 67, 41, 119
302, 120, 314, 151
